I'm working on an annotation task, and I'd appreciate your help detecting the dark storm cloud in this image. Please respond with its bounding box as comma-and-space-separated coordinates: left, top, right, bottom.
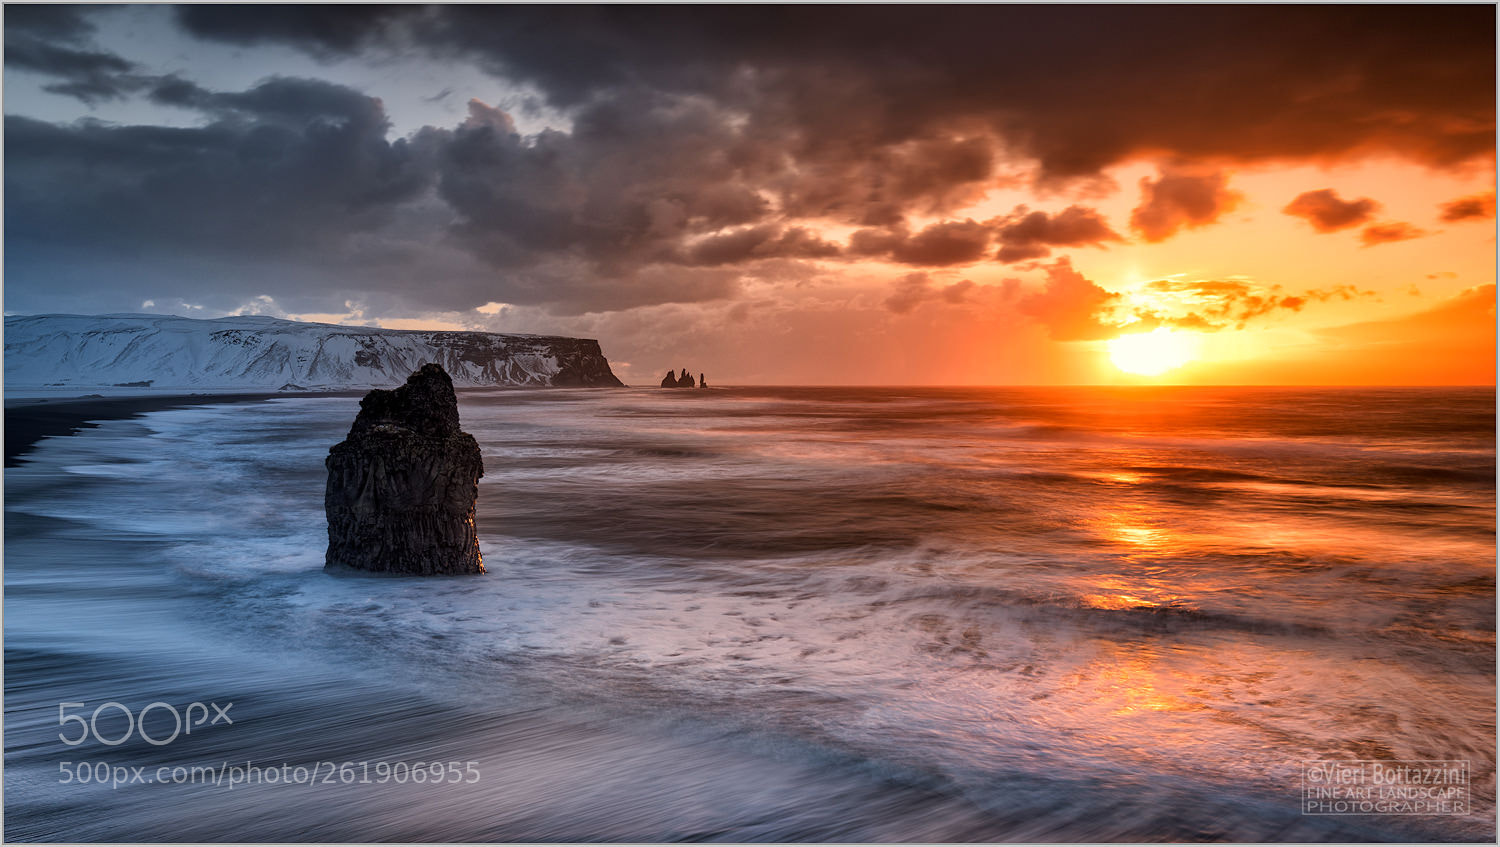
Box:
850, 220, 991, 267
770, 135, 997, 227
889, 220, 993, 267
852, 205, 1123, 266
1360, 222, 1429, 247
681, 225, 841, 267
426, 93, 782, 275
1439, 192, 1497, 222
6, 5, 102, 42
7, 78, 764, 314
1130, 167, 1242, 242
993, 205, 1123, 263
6, 38, 138, 103
175, 5, 415, 55
1283, 189, 1381, 233
6, 76, 431, 283
5, 5, 143, 104
176, 5, 1496, 178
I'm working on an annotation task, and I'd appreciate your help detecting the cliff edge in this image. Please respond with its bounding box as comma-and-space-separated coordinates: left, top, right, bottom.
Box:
4, 314, 626, 392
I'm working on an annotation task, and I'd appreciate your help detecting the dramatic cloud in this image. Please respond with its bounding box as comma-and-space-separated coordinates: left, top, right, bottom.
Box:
853, 206, 1122, 267
4, 5, 144, 104
1283, 189, 1380, 232
6, 78, 428, 253
1439, 191, 1497, 222
851, 219, 993, 267
682, 226, 841, 267
1130, 167, 1242, 242
176, 5, 409, 54
4, 5, 1495, 324
993, 205, 1123, 263
1018, 258, 1121, 341
175, 6, 1496, 177
6, 5, 101, 42
1360, 222, 1429, 247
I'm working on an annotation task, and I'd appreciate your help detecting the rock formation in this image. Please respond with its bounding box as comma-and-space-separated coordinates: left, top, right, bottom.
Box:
660, 366, 709, 388
325, 363, 485, 575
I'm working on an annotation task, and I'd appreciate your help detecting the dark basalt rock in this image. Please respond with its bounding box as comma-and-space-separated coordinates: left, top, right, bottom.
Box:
661, 366, 709, 388
324, 363, 485, 575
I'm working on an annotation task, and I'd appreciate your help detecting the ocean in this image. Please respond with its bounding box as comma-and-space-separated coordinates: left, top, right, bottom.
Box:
4, 386, 1494, 842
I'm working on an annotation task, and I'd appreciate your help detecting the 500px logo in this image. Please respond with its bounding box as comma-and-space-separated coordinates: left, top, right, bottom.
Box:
59, 701, 233, 747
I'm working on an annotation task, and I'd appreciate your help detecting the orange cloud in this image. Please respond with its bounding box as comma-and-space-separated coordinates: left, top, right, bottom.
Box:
1360, 221, 1429, 247
1439, 191, 1497, 222
1138, 279, 1375, 331
1018, 258, 1121, 340
1130, 167, 1241, 242
1282, 189, 1380, 232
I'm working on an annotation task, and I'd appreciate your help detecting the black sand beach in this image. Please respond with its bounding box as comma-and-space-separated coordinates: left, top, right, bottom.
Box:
3, 392, 363, 467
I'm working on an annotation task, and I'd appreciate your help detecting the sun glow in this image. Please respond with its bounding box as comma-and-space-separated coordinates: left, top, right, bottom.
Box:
1107, 329, 1197, 376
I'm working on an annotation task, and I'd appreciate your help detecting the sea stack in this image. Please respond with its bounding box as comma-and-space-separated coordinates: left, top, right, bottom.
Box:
324, 363, 485, 575
661, 370, 679, 388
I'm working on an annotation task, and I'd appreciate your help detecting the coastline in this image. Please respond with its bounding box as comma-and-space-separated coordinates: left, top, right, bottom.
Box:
3, 390, 365, 467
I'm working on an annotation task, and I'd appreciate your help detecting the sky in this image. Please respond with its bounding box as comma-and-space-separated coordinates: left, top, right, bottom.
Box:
4, 4, 1495, 385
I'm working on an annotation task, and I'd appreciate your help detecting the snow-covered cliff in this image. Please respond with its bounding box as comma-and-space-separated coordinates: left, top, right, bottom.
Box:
4, 314, 625, 394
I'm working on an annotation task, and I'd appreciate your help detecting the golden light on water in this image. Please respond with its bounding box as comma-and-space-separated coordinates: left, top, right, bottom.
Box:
1108, 329, 1198, 376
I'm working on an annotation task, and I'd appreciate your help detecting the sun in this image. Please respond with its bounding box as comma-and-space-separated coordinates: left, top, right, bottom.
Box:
1107, 328, 1197, 376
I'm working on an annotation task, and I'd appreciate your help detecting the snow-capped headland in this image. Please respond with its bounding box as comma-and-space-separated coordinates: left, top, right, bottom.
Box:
4, 314, 625, 396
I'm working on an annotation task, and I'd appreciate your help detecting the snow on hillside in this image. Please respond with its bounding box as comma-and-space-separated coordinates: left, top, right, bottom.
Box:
4, 314, 624, 395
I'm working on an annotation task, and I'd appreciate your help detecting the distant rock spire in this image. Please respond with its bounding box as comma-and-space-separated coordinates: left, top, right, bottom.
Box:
661, 365, 709, 388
